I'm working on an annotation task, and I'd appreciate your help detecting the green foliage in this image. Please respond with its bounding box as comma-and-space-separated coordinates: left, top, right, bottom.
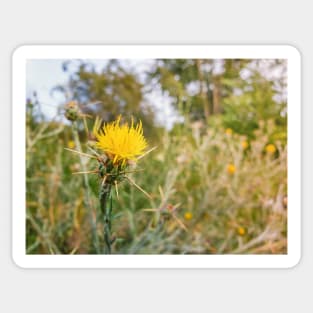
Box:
222, 72, 286, 139
149, 59, 253, 120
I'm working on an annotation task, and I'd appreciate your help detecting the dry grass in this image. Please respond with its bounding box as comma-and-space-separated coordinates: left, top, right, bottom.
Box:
26, 117, 287, 254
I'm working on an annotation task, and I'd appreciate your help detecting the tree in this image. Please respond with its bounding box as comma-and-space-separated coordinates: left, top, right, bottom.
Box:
54, 60, 158, 139
148, 59, 287, 139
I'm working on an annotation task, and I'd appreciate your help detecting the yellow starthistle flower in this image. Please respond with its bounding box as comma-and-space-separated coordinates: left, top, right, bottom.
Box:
265, 144, 276, 154
237, 226, 246, 236
67, 140, 75, 149
184, 212, 193, 221
241, 140, 249, 150
227, 163, 236, 175
93, 116, 148, 166
225, 128, 233, 136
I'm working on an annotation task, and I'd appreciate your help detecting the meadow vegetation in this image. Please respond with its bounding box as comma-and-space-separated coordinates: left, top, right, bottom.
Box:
26, 59, 287, 254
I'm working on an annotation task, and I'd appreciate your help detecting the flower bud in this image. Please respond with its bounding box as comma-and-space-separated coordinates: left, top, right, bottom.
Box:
65, 101, 80, 122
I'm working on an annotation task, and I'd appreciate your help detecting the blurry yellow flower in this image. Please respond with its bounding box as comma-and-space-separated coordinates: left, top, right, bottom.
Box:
237, 226, 245, 236
241, 140, 249, 150
68, 140, 75, 149
227, 164, 236, 175
265, 144, 276, 154
184, 212, 193, 220
93, 116, 148, 166
225, 128, 233, 136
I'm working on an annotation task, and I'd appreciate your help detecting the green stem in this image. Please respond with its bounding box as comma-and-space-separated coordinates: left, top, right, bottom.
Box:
72, 122, 100, 254
99, 184, 113, 254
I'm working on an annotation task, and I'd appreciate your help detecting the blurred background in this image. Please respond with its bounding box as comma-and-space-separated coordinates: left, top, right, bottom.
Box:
26, 58, 287, 254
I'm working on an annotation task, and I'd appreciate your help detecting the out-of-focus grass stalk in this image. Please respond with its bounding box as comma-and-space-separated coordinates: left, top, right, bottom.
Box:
26, 210, 61, 254
72, 121, 100, 253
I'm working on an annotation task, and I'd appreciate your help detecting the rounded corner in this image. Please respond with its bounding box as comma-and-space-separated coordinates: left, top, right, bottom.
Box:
12, 45, 30, 61
285, 252, 302, 269
284, 44, 302, 60
11, 251, 28, 270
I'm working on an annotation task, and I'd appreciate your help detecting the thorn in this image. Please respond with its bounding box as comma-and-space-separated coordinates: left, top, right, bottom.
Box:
172, 214, 188, 232
125, 175, 152, 200
72, 170, 99, 175
114, 180, 119, 199
137, 146, 157, 160
101, 175, 107, 187
87, 146, 101, 157
64, 148, 97, 159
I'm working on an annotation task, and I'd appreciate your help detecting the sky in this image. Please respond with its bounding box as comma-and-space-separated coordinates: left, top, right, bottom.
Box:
26, 59, 181, 129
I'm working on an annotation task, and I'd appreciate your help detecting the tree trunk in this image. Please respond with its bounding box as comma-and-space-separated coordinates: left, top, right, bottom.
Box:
213, 75, 222, 114
196, 59, 210, 120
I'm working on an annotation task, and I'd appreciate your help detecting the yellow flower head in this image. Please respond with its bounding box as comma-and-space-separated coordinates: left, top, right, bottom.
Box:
237, 226, 245, 236
225, 128, 233, 136
241, 140, 249, 150
265, 144, 276, 154
68, 140, 75, 149
227, 163, 236, 175
184, 212, 193, 221
93, 116, 148, 166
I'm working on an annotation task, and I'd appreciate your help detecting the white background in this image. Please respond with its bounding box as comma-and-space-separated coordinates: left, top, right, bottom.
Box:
1, 1, 311, 312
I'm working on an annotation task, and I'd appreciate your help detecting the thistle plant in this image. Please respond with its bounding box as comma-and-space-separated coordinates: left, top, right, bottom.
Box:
67, 114, 155, 254
93, 116, 150, 253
